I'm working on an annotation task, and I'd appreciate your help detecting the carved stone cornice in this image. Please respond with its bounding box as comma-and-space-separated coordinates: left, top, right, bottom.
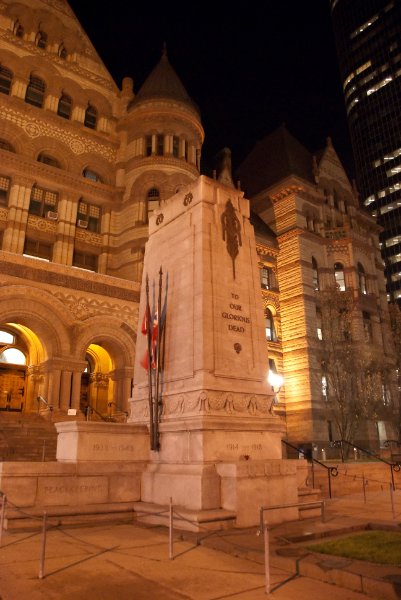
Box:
0, 258, 140, 302
270, 185, 304, 202
256, 244, 278, 259
132, 389, 276, 421
277, 228, 304, 244
52, 291, 138, 324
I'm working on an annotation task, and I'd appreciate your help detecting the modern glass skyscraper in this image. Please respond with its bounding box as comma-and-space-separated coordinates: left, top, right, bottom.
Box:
330, 0, 401, 300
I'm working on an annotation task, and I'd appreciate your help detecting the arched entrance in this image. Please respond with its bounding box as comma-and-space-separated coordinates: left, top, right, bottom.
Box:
0, 324, 44, 413
80, 343, 114, 417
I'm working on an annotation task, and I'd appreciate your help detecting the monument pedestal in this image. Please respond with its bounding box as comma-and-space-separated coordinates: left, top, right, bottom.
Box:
130, 176, 298, 527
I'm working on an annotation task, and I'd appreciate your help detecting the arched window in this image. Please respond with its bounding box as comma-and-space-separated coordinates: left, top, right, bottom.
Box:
36, 30, 47, 49
57, 93, 72, 119
58, 44, 67, 59
84, 104, 97, 129
25, 75, 45, 108
358, 263, 367, 295
312, 257, 319, 291
0, 66, 13, 95
334, 262, 345, 291
147, 188, 160, 218
0, 347, 26, 365
13, 20, 24, 38
145, 135, 152, 156
265, 308, 277, 342
37, 153, 61, 168
316, 308, 323, 340
83, 168, 102, 183
0, 139, 15, 152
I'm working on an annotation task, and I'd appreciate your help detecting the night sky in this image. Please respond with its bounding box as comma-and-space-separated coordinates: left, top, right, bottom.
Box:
67, 1, 353, 178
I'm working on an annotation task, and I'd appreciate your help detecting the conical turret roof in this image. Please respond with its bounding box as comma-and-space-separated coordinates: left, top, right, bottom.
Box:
129, 49, 199, 115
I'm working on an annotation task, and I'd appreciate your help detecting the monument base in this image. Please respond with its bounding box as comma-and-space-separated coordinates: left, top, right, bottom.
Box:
140, 459, 298, 528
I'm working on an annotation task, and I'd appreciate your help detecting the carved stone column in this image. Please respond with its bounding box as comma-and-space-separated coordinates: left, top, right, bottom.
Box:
59, 370, 72, 411
2, 177, 33, 253
71, 371, 82, 411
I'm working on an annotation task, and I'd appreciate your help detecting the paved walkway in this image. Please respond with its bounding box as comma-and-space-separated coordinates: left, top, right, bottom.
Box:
0, 488, 400, 599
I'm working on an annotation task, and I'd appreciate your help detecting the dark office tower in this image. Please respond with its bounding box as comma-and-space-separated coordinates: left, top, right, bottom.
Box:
330, 0, 401, 300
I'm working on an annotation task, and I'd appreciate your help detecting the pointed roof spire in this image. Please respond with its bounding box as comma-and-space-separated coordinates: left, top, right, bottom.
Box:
129, 49, 199, 115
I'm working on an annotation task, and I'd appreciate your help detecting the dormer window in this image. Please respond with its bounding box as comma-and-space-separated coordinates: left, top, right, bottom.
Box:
58, 44, 67, 59
57, 93, 72, 119
25, 75, 45, 108
84, 104, 97, 129
13, 21, 24, 38
36, 31, 47, 49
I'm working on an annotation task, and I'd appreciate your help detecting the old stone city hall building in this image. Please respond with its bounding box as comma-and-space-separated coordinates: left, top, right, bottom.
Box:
0, 0, 395, 451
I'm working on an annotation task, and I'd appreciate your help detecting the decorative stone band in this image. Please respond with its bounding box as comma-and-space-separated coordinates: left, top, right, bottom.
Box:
0, 107, 116, 161
131, 389, 275, 421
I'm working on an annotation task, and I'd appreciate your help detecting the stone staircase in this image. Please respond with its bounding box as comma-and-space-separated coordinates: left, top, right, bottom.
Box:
297, 486, 323, 520
0, 412, 58, 461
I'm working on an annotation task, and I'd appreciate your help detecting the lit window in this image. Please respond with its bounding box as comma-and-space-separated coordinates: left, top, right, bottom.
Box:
321, 375, 328, 400
25, 75, 45, 108
84, 104, 97, 129
312, 257, 319, 290
57, 94, 72, 119
334, 262, 345, 291
77, 200, 101, 233
260, 266, 274, 290
316, 308, 323, 340
265, 308, 277, 342
0, 348, 26, 365
23, 238, 52, 261
0, 330, 14, 344
350, 14, 379, 39
358, 263, 367, 294
29, 185, 58, 217
0, 66, 12, 95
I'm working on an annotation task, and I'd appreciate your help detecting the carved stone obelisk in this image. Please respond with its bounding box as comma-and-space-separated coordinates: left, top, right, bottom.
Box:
130, 175, 297, 527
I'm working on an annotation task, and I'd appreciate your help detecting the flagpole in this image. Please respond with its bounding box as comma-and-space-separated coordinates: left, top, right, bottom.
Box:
145, 274, 155, 450
154, 266, 163, 451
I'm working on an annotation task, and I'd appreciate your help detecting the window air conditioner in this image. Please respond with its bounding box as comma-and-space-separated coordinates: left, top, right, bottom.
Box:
46, 211, 58, 220
77, 219, 88, 229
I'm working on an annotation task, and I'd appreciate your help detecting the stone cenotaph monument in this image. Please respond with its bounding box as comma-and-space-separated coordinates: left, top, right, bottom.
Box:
130, 175, 298, 527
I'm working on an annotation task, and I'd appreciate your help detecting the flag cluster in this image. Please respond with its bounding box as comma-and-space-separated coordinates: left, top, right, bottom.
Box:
140, 305, 159, 371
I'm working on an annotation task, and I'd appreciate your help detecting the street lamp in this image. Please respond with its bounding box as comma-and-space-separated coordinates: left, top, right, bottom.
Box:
268, 370, 284, 411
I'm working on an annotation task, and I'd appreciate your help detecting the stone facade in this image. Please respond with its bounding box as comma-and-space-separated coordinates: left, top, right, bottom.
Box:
0, 0, 394, 450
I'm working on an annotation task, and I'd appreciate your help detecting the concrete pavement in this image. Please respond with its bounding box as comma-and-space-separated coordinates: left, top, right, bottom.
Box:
0, 488, 399, 599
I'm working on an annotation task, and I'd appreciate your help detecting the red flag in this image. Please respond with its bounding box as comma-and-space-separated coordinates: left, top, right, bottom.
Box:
141, 304, 150, 335
151, 311, 158, 370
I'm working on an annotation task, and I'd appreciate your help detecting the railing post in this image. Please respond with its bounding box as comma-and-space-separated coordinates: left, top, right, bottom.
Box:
328, 468, 332, 499
0, 494, 6, 547
264, 521, 271, 595
321, 500, 325, 523
169, 497, 173, 560
362, 472, 367, 504
390, 483, 396, 520
41, 439, 46, 462
38, 512, 47, 579
390, 464, 395, 491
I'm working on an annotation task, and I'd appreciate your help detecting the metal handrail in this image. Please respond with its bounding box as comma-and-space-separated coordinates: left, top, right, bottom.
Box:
36, 396, 53, 412
85, 404, 108, 422
281, 440, 338, 498
332, 439, 400, 490
383, 439, 401, 448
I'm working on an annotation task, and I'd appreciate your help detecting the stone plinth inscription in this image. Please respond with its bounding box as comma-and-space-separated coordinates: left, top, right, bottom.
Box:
37, 476, 108, 505
221, 293, 251, 334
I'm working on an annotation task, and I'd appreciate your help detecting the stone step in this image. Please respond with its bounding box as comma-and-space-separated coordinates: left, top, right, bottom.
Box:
298, 487, 323, 520
133, 501, 236, 532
